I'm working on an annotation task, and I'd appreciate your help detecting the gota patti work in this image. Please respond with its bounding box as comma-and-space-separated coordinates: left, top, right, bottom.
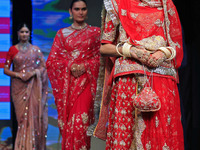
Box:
94, 0, 184, 149
4, 45, 48, 150
46, 26, 101, 150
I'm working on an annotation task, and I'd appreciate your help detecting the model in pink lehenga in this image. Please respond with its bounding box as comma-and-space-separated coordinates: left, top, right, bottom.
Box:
4, 23, 48, 150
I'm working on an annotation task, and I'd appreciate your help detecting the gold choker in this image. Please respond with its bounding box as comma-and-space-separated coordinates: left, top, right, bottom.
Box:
71, 23, 87, 30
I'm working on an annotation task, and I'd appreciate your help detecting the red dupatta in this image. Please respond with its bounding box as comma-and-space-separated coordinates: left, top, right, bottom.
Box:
117, 0, 183, 68
46, 26, 100, 135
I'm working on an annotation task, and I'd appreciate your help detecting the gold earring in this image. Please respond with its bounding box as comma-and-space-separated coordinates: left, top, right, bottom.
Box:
69, 14, 73, 20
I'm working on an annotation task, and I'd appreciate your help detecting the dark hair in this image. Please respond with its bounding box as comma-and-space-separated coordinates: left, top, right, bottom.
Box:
70, 0, 87, 9
17, 22, 30, 32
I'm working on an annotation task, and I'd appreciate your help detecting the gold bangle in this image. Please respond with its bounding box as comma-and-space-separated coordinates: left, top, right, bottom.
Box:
122, 43, 132, 57
166, 47, 176, 60
158, 47, 171, 58
116, 43, 124, 57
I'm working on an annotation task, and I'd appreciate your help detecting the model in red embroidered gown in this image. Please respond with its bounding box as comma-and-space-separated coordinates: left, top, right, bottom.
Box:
46, 0, 102, 141
47, 25, 100, 150
46, 25, 100, 149
4, 23, 48, 150
93, 0, 184, 149
46, 1, 101, 148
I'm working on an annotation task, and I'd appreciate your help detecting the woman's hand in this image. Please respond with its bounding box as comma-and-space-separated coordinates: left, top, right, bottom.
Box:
129, 47, 166, 68
16, 71, 36, 81
146, 51, 166, 68
130, 47, 150, 64
34, 69, 41, 78
71, 63, 85, 77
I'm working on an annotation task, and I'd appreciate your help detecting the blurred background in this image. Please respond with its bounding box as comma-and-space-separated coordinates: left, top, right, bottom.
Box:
0, 0, 199, 149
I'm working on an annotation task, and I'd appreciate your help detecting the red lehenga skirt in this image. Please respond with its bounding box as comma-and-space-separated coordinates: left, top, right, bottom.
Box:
105, 75, 184, 150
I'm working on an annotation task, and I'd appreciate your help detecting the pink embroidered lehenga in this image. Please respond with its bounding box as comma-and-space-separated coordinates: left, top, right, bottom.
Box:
46, 25, 101, 150
4, 45, 48, 150
93, 0, 184, 149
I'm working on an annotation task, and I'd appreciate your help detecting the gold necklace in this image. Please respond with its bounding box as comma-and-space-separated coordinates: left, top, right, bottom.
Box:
71, 23, 87, 30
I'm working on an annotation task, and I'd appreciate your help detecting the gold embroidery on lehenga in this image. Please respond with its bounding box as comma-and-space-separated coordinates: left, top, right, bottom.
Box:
120, 140, 126, 146
155, 116, 159, 127
81, 112, 89, 124
163, 0, 180, 50
121, 9, 127, 16
135, 115, 146, 150
146, 141, 151, 150
130, 13, 139, 19
168, 8, 175, 16
167, 115, 171, 125
80, 145, 87, 150
154, 19, 163, 27
162, 143, 170, 150
135, 35, 167, 51
138, 2, 148, 7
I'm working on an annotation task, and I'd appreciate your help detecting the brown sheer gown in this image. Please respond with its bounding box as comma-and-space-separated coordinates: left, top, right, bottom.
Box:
4, 45, 48, 150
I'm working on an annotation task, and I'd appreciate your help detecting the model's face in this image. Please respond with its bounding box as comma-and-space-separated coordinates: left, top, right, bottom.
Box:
70, 1, 88, 23
18, 27, 30, 42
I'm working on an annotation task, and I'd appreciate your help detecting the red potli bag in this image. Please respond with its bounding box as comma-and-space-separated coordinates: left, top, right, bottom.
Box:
133, 68, 161, 112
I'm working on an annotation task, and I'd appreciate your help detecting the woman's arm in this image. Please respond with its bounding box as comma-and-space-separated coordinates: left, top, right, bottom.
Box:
4, 66, 18, 78
100, 43, 167, 68
100, 43, 150, 63
100, 44, 121, 57
4, 66, 35, 81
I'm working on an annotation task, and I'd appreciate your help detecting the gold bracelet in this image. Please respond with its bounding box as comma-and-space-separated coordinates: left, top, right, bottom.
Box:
122, 43, 132, 57
116, 43, 124, 57
158, 47, 171, 59
166, 47, 176, 60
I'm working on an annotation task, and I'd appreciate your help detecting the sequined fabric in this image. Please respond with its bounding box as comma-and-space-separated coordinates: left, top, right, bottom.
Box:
5, 45, 48, 150
46, 26, 101, 150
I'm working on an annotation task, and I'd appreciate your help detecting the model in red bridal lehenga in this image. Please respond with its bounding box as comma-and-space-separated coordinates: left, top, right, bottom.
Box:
93, 0, 184, 149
